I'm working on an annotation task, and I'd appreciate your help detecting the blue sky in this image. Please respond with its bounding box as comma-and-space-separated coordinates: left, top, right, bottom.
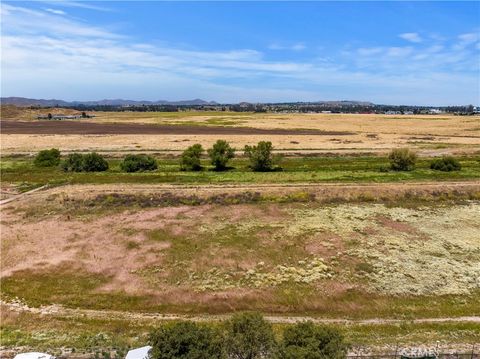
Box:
1, 1, 479, 105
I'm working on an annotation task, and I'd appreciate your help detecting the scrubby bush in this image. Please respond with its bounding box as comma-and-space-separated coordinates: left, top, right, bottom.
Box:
61, 153, 85, 172
208, 139, 235, 171
82, 152, 109, 172
279, 321, 348, 359
149, 321, 224, 359
224, 312, 277, 359
388, 148, 417, 171
120, 154, 157, 172
430, 156, 461, 172
244, 141, 279, 172
34, 148, 61, 167
180, 144, 204, 171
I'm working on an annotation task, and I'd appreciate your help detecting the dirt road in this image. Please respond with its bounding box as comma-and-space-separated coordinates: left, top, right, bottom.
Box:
2, 300, 479, 325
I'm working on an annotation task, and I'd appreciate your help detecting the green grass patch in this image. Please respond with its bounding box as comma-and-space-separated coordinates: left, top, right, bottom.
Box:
0, 268, 149, 311
2, 155, 479, 189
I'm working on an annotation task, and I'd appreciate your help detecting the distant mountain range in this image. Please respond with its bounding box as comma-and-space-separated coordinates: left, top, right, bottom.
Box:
0, 97, 219, 107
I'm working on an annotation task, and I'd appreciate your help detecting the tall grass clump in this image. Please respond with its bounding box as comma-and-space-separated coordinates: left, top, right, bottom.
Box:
388, 148, 417, 171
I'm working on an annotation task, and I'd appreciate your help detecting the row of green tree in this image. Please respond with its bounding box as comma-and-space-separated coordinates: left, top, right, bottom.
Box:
148, 312, 348, 359
33, 145, 462, 173
32, 140, 281, 173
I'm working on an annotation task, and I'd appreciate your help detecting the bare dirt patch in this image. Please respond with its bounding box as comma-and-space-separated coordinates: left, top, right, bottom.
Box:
0, 120, 353, 136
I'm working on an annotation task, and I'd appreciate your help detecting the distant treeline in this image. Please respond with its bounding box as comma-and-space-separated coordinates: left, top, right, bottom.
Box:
26, 103, 477, 114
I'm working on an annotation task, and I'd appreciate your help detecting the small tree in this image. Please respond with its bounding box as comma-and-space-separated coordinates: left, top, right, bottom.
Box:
224, 312, 276, 359
388, 148, 417, 171
61, 153, 84, 172
149, 321, 224, 359
180, 144, 204, 171
279, 321, 348, 359
47, 113, 53, 120
120, 154, 157, 172
82, 152, 109, 172
208, 140, 235, 171
34, 148, 61, 167
430, 156, 461, 172
244, 141, 278, 172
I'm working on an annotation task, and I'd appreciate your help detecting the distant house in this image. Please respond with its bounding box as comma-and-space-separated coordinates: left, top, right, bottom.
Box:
428, 108, 442, 114
37, 114, 82, 120
385, 110, 401, 115
14, 353, 55, 359
125, 346, 152, 359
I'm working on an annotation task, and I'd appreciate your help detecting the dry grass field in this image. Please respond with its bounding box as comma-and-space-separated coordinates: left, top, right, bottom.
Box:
2, 107, 479, 155
1, 107, 480, 355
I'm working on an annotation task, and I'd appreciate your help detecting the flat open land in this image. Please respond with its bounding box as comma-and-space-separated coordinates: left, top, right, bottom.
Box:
1, 108, 480, 356
2, 109, 479, 155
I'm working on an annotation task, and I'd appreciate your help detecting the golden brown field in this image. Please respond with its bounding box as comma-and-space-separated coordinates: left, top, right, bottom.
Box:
1, 108, 479, 155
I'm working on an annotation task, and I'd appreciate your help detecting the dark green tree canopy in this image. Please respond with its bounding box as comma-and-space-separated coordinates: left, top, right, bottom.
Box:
34, 148, 61, 167
120, 154, 157, 172
61, 153, 84, 172
430, 156, 461, 172
208, 139, 235, 171
149, 321, 224, 359
224, 312, 276, 359
279, 321, 348, 359
244, 141, 279, 172
82, 152, 109, 172
180, 144, 204, 171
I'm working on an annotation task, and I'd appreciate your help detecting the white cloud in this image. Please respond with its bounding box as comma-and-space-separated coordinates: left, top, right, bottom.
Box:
44, 8, 66, 15
399, 32, 422, 43
268, 42, 306, 51
357, 47, 383, 56
387, 46, 413, 57
39, 1, 112, 12
1, 3, 478, 105
458, 32, 478, 44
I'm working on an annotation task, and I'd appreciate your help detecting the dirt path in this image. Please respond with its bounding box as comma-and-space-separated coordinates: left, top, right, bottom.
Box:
0, 185, 48, 205
2, 300, 479, 325
17, 180, 480, 202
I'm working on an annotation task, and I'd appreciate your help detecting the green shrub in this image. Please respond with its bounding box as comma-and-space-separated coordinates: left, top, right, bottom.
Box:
224, 312, 276, 359
120, 154, 157, 172
34, 148, 61, 167
244, 141, 279, 172
388, 148, 417, 171
208, 139, 235, 171
149, 321, 224, 359
82, 153, 109, 172
61, 153, 85, 172
430, 156, 461, 172
180, 144, 204, 171
279, 321, 348, 359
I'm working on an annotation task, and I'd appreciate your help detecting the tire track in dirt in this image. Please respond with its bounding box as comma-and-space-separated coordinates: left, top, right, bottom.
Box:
2, 300, 479, 325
